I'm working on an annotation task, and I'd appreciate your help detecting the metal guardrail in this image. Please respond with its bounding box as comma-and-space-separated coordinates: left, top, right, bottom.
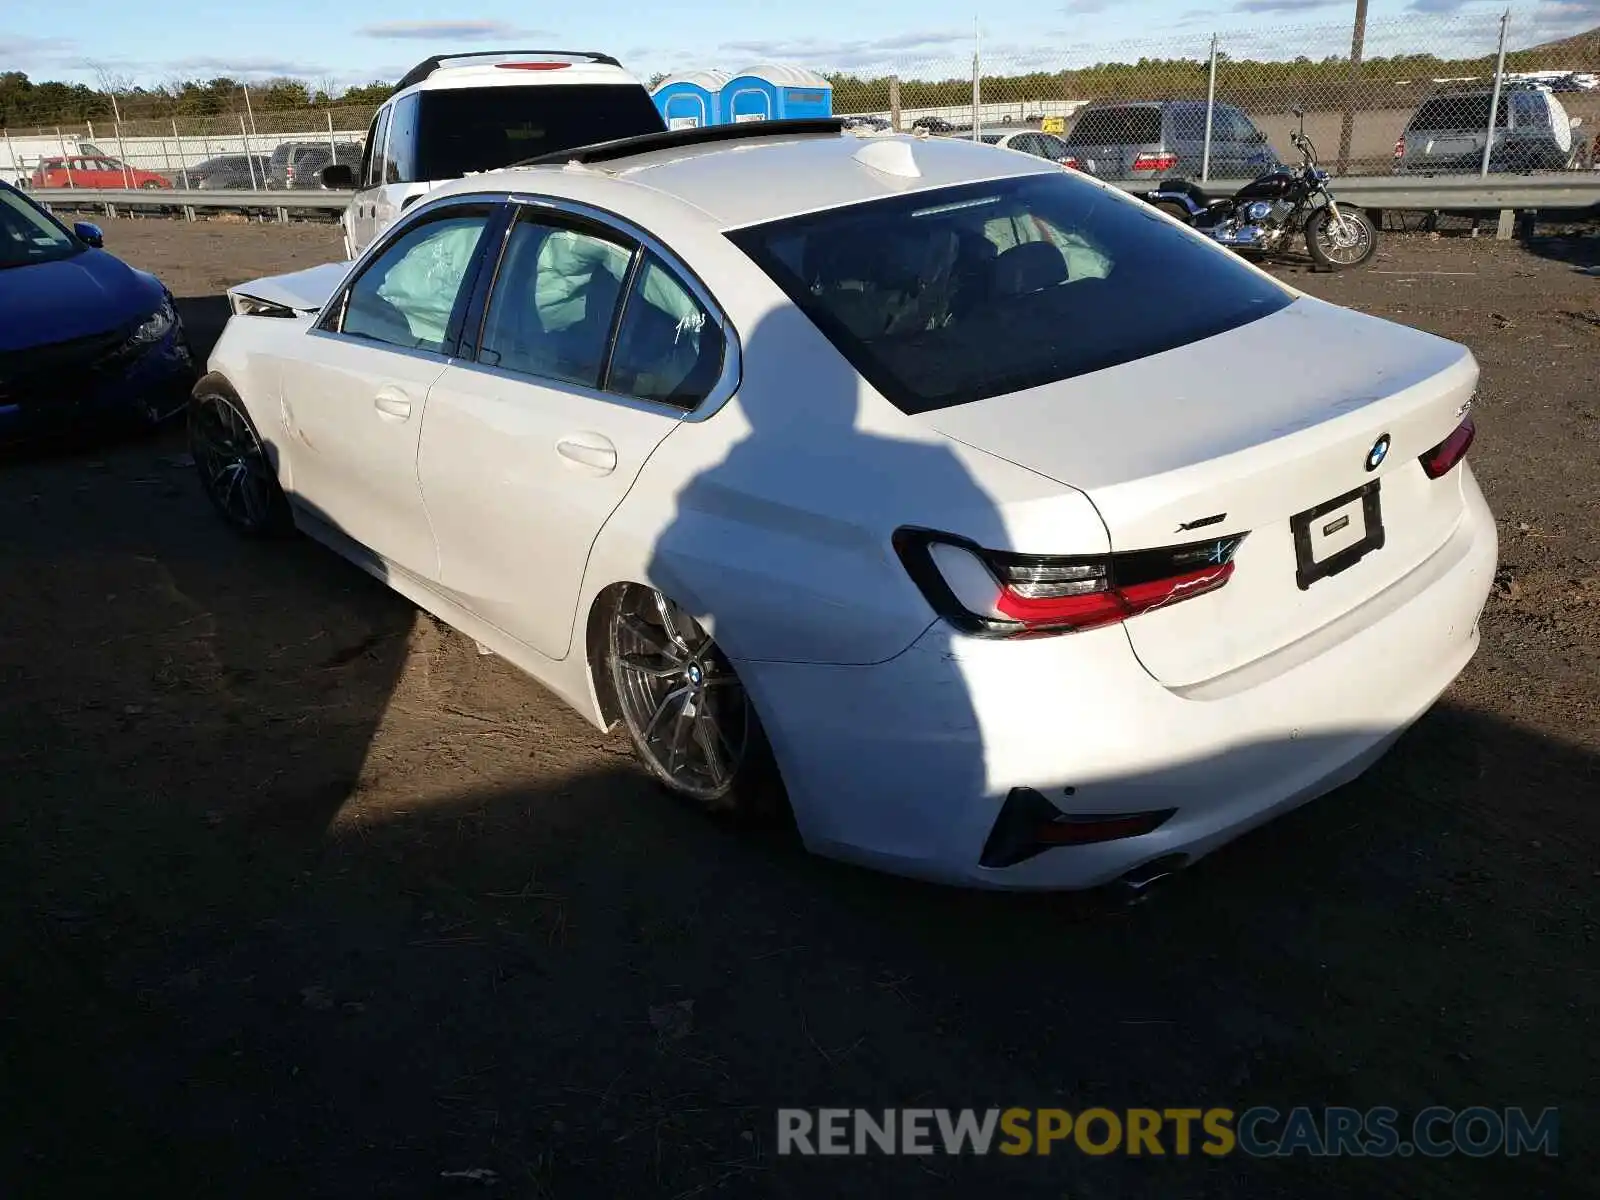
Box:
29, 187, 354, 220
27, 173, 1600, 223
1113, 173, 1600, 211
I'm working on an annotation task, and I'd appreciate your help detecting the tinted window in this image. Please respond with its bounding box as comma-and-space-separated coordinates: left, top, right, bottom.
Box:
608, 254, 725, 406
1066, 106, 1162, 145
1511, 91, 1548, 127
1168, 105, 1206, 140
414, 85, 666, 180
357, 112, 380, 186
478, 216, 634, 389
1037, 133, 1072, 161
365, 107, 391, 189
387, 93, 420, 183
340, 208, 491, 352
1410, 94, 1507, 130
727, 173, 1294, 415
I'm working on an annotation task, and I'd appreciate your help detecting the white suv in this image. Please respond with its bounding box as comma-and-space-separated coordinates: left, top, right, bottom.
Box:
328, 50, 665, 258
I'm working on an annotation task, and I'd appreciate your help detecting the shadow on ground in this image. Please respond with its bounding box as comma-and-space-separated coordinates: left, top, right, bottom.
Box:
0, 436, 1591, 1200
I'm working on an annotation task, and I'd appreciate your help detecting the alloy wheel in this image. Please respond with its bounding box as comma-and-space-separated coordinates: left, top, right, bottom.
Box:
190, 391, 285, 533
608, 589, 753, 806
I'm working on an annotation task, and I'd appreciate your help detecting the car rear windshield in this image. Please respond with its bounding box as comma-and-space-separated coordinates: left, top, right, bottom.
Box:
414, 85, 667, 179
1066, 106, 1163, 145
726, 173, 1294, 415
1409, 94, 1510, 131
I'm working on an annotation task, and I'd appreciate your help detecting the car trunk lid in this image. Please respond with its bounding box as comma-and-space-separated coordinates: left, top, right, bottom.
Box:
917, 297, 1479, 687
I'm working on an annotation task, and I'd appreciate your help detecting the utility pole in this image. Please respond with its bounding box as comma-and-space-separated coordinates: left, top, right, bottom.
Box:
1337, 0, 1369, 172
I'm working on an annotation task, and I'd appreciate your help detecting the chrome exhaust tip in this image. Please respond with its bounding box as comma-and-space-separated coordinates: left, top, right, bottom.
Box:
1108, 853, 1190, 905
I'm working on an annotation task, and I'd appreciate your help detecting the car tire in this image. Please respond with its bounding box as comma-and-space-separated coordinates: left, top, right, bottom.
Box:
605, 585, 787, 827
188, 377, 294, 538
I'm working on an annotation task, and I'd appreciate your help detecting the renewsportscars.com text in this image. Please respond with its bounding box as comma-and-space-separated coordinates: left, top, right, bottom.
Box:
776, 1106, 1559, 1158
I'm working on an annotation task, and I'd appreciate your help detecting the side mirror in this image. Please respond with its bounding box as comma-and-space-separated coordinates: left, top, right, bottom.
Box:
73, 221, 104, 248
320, 163, 356, 190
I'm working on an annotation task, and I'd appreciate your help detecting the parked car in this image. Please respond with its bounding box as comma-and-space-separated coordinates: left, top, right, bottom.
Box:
841, 115, 892, 132
911, 116, 956, 134
319, 49, 665, 258
1062, 100, 1281, 182
0, 180, 195, 445
174, 154, 271, 190
974, 126, 1077, 166
29, 156, 172, 189
1394, 82, 1580, 173
193, 119, 1494, 891
267, 141, 363, 190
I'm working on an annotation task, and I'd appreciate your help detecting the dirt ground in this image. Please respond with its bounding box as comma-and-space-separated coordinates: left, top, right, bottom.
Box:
2, 216, 1597, 1199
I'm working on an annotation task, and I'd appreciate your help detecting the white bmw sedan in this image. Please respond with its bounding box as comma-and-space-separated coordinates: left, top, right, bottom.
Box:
192, 120, 1495, 891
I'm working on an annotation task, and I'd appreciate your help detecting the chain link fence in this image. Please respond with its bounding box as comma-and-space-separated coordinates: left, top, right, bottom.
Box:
2, 103, 378, 190
3, 9, 1597, 191
827, 11, 1600, 182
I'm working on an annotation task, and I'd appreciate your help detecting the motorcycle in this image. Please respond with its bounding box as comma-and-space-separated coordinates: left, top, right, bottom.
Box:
1143, 107, 1378, 270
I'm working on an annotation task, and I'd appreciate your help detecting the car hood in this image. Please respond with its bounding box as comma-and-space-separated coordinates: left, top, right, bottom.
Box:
229, 261, 352, 315
0, 249, 165, 353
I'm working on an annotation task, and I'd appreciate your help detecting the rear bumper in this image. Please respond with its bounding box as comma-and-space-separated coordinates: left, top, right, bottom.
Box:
742, 468, 1497, 890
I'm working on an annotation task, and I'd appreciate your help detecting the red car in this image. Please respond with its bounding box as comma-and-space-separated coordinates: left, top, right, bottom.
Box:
29, 156, 172, 189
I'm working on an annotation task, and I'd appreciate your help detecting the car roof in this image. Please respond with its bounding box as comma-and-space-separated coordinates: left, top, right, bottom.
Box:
429, 126, 1060, 230
390, 50, 643, 100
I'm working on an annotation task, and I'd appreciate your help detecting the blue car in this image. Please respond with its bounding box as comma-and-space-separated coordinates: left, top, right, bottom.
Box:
0, 180, 196, 445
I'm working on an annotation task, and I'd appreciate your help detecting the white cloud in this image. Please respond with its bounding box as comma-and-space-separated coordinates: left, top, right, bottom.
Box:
356, 20, 550, 41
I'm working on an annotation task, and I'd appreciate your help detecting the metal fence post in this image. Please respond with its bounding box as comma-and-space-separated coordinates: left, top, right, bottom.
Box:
1481, 9, 1510, 179
241, 115, 259, 190
114, 121, 132, 188
1202, 34, 1218, 183
3, 129, 16, 187
56, 126, 73, 189
971, 22, 981, 140
327, 110, 336, 159
173, 119, 190, 188
243, 84, 258, 137
1337, 0, 1369, 173
890, 75, 901, 131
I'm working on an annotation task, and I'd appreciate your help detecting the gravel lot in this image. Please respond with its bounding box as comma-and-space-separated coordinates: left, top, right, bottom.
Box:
2, 217, 1596, 1199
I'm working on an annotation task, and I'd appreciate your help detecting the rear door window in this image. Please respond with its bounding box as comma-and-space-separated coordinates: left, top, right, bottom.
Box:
414, 85, 666, 180
477, 215, 635, 389
1066, 106, 1162, 145
727, 173, 1292, 415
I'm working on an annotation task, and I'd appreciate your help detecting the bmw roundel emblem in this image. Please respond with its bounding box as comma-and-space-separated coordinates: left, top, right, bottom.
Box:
1366, 434, 1391, 472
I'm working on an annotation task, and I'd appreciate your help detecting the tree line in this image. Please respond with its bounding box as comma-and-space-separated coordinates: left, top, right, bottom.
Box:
0, 71, 394, 130
829, 46, 1591, 113
3, 37, 1593, 132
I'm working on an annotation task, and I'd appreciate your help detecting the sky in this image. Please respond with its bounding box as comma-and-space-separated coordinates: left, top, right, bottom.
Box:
3, 0, 1597, 90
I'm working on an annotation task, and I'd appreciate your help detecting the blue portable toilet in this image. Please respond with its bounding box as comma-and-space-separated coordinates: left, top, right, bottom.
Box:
650, 69, 730, 130
722, 64, 832, 123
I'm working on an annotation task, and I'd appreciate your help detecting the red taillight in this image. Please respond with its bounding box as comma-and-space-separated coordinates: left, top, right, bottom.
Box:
893, 528, 1247, 639
1133, 151, 1178, 172
495, 61, 573, 70
1061, 156, 1080, 170
1394, 136, 1405, 159
1419, 415, 1476, 479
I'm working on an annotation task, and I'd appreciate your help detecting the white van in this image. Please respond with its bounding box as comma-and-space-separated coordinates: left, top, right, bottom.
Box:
327, 50, 665, 258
